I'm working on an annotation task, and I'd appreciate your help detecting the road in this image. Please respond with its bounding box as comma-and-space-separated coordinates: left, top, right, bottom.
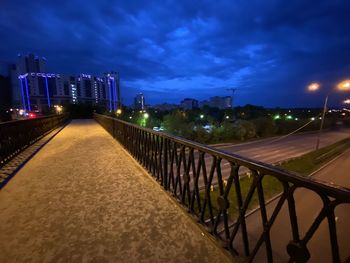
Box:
185, 129, 350, 189
244, 149, 350, 262
215, 128, 350, 168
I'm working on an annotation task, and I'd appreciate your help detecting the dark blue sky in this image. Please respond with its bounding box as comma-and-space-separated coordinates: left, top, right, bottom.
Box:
1, 0, 350, 107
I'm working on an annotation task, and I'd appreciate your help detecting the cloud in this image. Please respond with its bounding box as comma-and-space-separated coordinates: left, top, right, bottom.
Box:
1, 0, 350, 107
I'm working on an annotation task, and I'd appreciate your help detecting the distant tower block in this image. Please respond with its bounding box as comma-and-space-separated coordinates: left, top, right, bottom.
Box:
227, 88, 237, 108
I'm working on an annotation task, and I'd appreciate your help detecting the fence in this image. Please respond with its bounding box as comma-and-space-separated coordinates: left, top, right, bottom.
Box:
94, 113, 350, 263
0, 114, 69, 169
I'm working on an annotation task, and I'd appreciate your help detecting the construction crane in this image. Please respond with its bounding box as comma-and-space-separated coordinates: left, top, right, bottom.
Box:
226, 88, 237, 109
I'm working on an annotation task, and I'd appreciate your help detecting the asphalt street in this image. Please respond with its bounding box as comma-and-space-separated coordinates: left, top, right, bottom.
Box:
244, 149, 350, 262
214, 128, 350, 175
186, 129, 350, 189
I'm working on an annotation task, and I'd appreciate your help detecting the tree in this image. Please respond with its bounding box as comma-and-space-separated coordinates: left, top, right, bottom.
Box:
163, 110, 194, 139
232, 120, 256, 141
253, 117, 277, 137
194, 126, 212, 143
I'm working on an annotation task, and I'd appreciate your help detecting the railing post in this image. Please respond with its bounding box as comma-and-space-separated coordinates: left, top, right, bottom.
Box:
92, 113, 350, 262
163, 138, 168, 190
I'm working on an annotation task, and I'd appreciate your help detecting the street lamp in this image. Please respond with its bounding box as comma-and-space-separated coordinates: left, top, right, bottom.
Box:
54, 105, 63, 114
338, 80, 350, 91
307, 80, 350, 150
343, 99, 350, 104
200, 114, 204, 119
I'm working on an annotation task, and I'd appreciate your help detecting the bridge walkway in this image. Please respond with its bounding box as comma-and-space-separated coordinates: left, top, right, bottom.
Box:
0, 119, 231, 263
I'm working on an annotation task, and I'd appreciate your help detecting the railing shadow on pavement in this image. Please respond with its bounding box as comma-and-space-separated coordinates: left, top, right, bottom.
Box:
0, 114, 69, 169
94, 113, 350, 263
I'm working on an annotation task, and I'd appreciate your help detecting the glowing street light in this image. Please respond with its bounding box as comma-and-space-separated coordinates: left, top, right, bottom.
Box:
200, 114, 204, 119
307, 82, 320, 92
307, 79, 350, 150
144, 113, 149, 119
338, 80, 350, 91
343, 99, 350, 104
273, 114, 280, 120
54, 105, 63, 114
116, 109, 122, 115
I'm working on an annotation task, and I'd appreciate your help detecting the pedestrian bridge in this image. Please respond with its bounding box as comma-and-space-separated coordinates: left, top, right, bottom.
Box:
0, 119, 231, 263
0, 115, 349, 263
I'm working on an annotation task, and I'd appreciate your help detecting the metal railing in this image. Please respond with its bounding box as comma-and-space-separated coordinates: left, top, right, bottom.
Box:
0, 114, 69, 169
94, 113, 350, 263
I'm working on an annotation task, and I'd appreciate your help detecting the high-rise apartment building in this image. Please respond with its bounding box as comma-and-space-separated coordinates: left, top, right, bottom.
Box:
200, 96, 232, 109
180, 98, 198, 110
9, 54, 120, 112
134, 93, 145, 110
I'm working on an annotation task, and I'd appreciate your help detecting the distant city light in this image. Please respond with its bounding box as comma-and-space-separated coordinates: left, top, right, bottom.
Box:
144, 113, 149, 119
54, 105, 63, 114
225, 116, 229, 119
274, 114, 280, 120
286, 115, 293, 120
129, 116, 132, 119
116, 109, 122, 115
308, 82, 320, 92
343, 99, 350, 104
295, 118, 299, 121
311, 117, 316, 121
200, 114, 204, 119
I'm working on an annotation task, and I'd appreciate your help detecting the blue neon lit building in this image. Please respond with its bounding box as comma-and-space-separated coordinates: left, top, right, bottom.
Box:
10, 54, 121, 112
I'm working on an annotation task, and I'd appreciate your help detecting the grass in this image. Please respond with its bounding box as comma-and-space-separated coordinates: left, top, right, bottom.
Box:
199, 175, 282, 221
199, 137, 350, 221
279, 137, 350, 175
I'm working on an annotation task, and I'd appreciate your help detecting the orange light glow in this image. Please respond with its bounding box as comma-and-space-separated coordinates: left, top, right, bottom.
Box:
338, 80, 350, 91
308, 82, 320, 92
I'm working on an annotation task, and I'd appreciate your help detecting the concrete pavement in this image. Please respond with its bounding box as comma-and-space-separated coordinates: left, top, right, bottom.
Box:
0, 120, 232, 263
245, 149, 350, 262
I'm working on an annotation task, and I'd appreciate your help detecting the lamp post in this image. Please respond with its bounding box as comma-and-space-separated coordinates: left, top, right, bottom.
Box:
308, 80, 350, 150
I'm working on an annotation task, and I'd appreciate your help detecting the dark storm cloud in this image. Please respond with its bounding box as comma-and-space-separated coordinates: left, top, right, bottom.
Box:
1, 0, 350, 106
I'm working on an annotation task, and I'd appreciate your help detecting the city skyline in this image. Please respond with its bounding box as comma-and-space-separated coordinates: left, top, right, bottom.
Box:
1, 0, 350, 107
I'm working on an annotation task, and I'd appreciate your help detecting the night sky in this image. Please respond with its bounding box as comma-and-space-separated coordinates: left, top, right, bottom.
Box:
1, 0, 350, 107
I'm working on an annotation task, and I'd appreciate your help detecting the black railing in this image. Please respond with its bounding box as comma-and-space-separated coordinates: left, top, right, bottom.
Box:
0, 114, 69, 169
94, 113, 350, 263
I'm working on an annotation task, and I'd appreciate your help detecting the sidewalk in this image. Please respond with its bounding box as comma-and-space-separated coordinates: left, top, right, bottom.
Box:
0, 119, 231, 263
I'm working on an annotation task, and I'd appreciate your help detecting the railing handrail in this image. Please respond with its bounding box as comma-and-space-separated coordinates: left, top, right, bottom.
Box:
0, 114, 62, 126
94, 113, 350, 201
0, 113, 69, 171
94, 113, 350, 262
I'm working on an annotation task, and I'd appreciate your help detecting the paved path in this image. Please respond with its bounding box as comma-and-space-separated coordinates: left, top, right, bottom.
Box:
0, 125, 65, 188
0, 120, 231, 263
